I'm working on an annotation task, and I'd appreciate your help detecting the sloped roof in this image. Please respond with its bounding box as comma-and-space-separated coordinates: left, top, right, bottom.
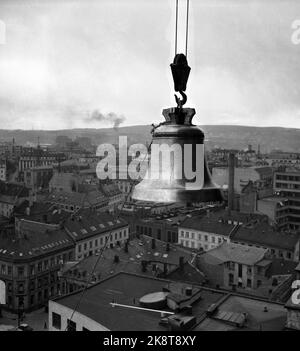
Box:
180, 215, 235, 237
64, 209, 128, 241
199, 242, 267, 266
232, 222, 300, 250
0, 225, 73, 260
47, 190, 108, 207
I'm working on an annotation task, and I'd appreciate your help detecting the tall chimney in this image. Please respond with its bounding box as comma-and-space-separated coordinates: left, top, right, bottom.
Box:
228, 152, 235, 214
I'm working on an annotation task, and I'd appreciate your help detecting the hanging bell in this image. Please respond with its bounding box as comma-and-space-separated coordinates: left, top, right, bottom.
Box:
131, 107, 224, 204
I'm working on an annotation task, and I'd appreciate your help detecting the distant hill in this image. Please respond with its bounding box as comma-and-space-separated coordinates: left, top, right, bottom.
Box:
0, 125, 299, 153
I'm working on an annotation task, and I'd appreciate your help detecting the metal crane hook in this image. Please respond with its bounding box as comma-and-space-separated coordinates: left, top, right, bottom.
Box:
174, 91, 187, 109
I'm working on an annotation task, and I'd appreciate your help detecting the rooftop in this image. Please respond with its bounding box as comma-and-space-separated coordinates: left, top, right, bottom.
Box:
194, 295, 287, 331
62, 235, 193, 280
257, 196, 289, 204
52, 272, 225, 331
64, 209, 128, 242
52, 271, 287, 331
0, 181, 29, 198
232, 222, 300, 251
180, 214, 236, 237
47, 190, 108, 207
198, 242, 267, 266
0, 224, 73, 261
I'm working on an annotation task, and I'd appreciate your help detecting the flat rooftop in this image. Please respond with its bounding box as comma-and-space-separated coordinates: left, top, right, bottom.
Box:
52, 271, 287, 331
194, 295, 287, 331
52, 272, 225, 331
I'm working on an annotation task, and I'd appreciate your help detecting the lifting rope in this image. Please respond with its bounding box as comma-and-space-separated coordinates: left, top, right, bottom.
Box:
174, 0, 190, 58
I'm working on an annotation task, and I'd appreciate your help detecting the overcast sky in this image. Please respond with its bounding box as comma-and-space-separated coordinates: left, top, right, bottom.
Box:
1, 0, 300, 130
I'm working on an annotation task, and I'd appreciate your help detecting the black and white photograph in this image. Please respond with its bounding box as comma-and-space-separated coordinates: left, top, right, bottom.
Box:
0, 0, 300, 338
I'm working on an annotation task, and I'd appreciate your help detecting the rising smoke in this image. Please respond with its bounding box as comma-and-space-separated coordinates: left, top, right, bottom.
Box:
85, 110, 126, 129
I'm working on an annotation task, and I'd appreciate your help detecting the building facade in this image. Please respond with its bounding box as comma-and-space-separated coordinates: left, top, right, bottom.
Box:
0, 221, 74, 312
273, 170, 300, 230
63, 210, 129, 261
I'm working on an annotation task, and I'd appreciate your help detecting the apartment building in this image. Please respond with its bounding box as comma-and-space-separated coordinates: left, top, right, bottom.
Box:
63, 209, 129, 261
178, 215, 237, 251
273, 169, 300, 230
0, 220, 74, 312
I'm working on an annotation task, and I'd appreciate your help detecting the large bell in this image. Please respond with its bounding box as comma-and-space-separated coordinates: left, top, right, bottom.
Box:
132, 107, 224, 204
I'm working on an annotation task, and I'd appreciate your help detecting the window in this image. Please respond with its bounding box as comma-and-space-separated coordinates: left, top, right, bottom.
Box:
229, 273, 234, 285
257, 280, 262, 288
30, 280, 35, 290
198, 233, 201, 240
157, 229, 161, 240
238, 264, 243, 278
191, 232, 195, 239
172, 232, 176, 243
212, 236, 215, 243
227, 262, 235, 270
67, 319, 76, 332
78, 244, 82, 253
89, 241, 92, 248
7, 266, 12, 276
18, 282, 24, 293
247, 279, 252, 288
167, 231, 171, 242
185, 231, 189, 238
204, 235, 208, 242
1, 264, 6, 275
18, 266, 25, 277
52, 312, 61, 330
181, 231, 184, 237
